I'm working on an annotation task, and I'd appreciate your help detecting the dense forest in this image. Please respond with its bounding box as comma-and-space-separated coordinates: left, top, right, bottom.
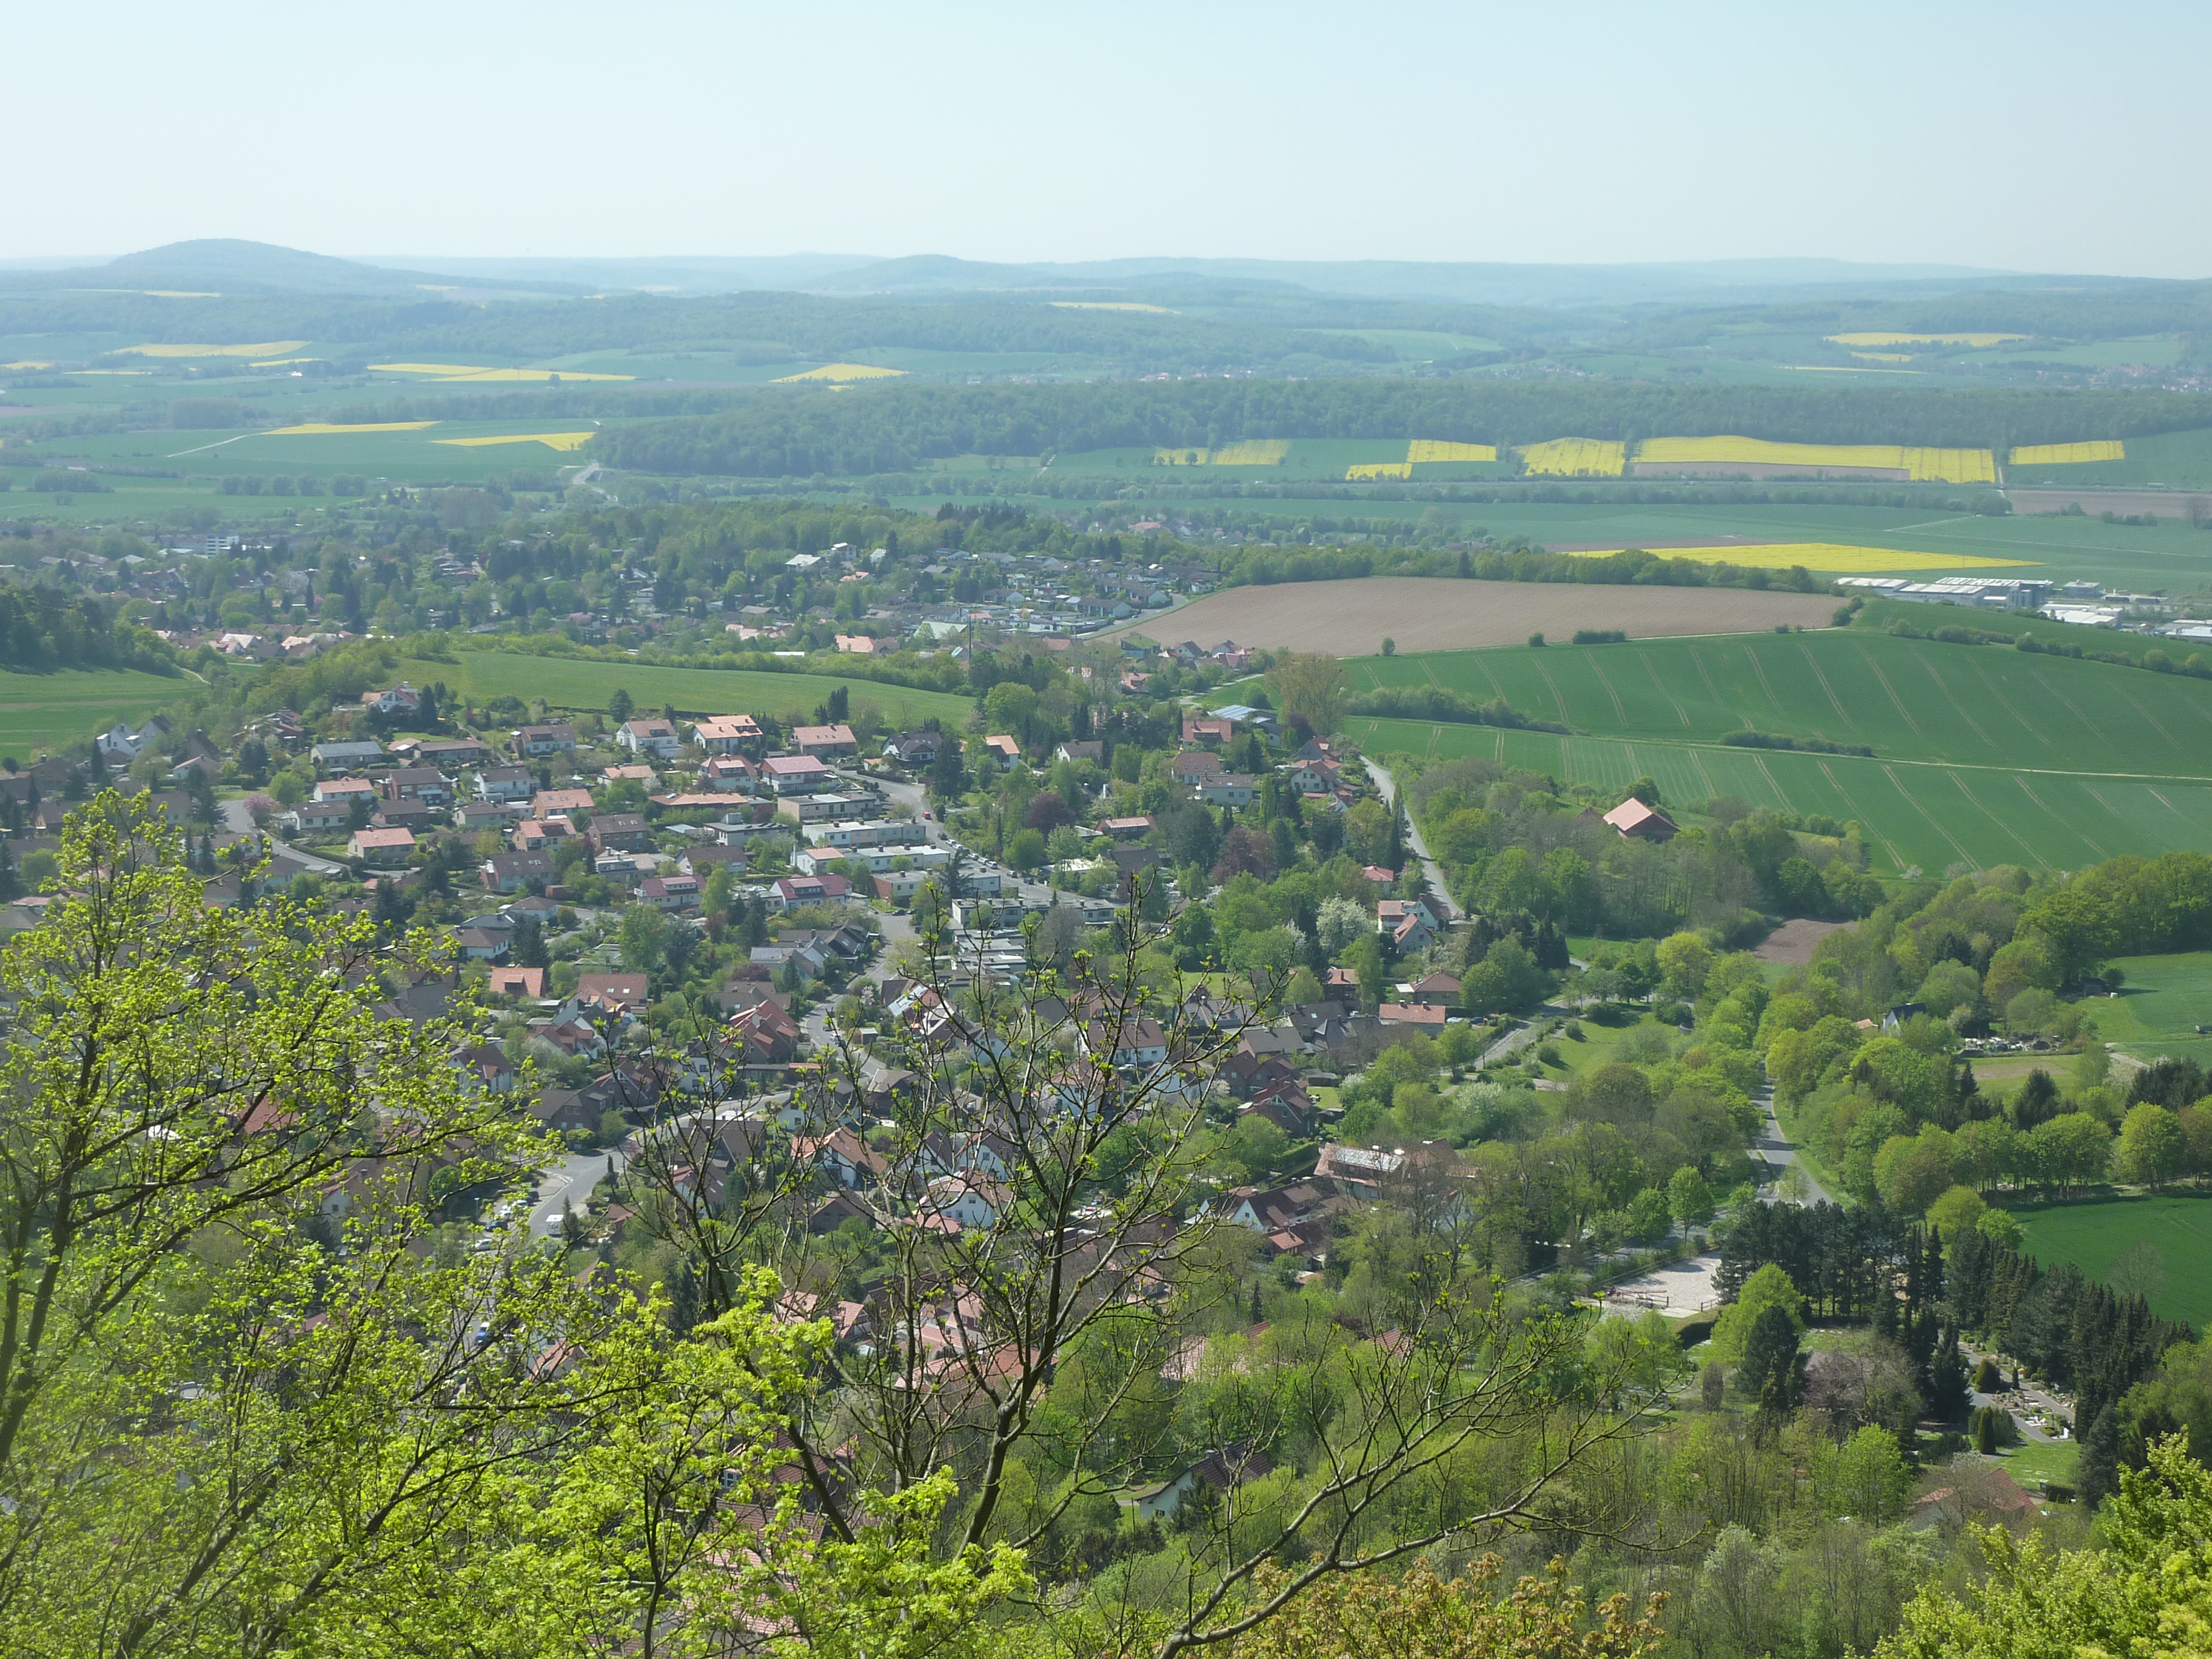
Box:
594, 380, 2212, 477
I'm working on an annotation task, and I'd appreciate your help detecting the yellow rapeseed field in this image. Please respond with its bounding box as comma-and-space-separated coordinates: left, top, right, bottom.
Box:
118, 340, 310, 358
2, 361, 54, 371
1518, 438, 1626, 477
264, 421, 438, 435
1634, 435, 1994, 484
252, 358, 323, 368
435, 432, 596, 452
1407, 440, 1496, 463
1212, 440, 1291, 465
2009, 441, 2125, 467
369, 364, 634, 382
1155, 448, 1211, 466
1345, 463, 1413, 480
1564, 543, 2034, 573
1826, 332, 2025, 347
1050, 301, 1176, 313
773, 363, 905, 382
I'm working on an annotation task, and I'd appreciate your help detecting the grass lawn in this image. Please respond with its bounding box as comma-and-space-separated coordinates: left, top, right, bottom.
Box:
1996, 1435, 2080, 1490
2083, 951, 2212, 1061
0, 667, 196, 757
1546, 1013, 1667, 1079
2005, 1192, 2212, 1329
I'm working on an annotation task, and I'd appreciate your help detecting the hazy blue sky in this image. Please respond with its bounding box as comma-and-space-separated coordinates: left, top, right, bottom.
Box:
12, 0, 2207, 276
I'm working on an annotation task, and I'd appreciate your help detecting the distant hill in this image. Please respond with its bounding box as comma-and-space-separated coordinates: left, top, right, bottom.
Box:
0, 239, 589, 299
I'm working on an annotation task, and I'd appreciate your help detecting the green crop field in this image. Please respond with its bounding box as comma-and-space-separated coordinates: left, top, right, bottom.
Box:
1350, 715, 2212, 875
2005, 1195, 2212, 1331
1354, 631, 2212, 778
0, 668, 198, 758
413, 651, 973, 729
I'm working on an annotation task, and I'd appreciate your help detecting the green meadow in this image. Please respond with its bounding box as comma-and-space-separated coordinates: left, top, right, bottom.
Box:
412, 651, 973, 729
2076, 951, 2212, 1060
2006, 1195, 2212, 1331
1353, 630, 2212, 778
0, 668, 197, 759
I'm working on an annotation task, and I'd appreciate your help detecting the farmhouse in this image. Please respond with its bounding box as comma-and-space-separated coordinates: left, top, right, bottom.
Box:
1603, 797, 1678, 843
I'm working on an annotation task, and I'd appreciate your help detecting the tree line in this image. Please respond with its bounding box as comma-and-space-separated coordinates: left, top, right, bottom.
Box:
0, 587, 177, 675
595, 379, 2212, 478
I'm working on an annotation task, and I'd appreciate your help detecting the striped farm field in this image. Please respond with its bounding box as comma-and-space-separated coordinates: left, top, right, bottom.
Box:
1519, 438, 1626, 477
2010, 441, 2125, 468
1349, 716, 2212, 875
1352, 629, 2212, 780
1826, 332, 2026, 347
1632, 435, 1995, 484
1211, 440, 1291, 465
773, 363, 904, 382
1409, 440, 1496, 463
1560, 543, 2029, 573
434, 431, 595, 451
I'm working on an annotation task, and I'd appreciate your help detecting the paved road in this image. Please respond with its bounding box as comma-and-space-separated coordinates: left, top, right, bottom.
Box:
531, 1145, 627, 1236
222, 800, 347, 874
1362, 758, 1464, 921
1753, 1077, 1831, 1204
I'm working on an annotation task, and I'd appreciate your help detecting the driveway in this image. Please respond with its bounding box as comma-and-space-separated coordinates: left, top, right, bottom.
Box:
1754, 1078, 1831, 1204
1362, 758, 1463, 921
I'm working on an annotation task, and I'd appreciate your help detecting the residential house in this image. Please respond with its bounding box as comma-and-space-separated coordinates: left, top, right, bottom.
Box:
360, 684, 420, 717
454, 800, 509, 833
680, 843, 748, 877
761, 754, 833, 794
699, 754, 760, 791
1119, 1446, 1275, 1524
1099, 814, 1155, 840
639, 874, 701, 911
881, 730, 941, 765
310, 740, 386, 773
618, 718, 680, 760
1171, 751, 1219, 783
791, 723, 858, 758
1378, 1002, 1447, 1030
691, 714, 763, 753
1181, 715, 1233, 747
922, 1173, 1007, 1231
474, 766, 535, 803
383, 766, 453, 806
769, 873, 851, 910
287, 800, 351, 834
486, 965, 546, 999
1084, 1014, 1169, 1068
588, 813, 649, 854
532, 788, 594, 819
1053, 740, 1104, 765
512, 723, 576, 756
793, 1127, 888, 1188
576, 973, 650, 1014
371, 800, 438, 833
350, 827, 415, 863
730, 998, 800, 1063
1407, 971, 1460, 1007
980, 734, 1021, 767
454, 926, 511, 962
1192, 772, 1256, 807
481, 850, 554, 893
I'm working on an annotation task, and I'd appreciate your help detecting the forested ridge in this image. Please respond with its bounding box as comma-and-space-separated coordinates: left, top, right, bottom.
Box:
595, 380, 2212, 477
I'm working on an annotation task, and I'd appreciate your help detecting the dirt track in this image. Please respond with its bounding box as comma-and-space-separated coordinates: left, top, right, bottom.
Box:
1102, 578, 1838, 656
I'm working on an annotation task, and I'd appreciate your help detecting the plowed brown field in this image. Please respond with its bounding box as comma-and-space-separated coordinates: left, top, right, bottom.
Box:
1101, 578, 1838, 655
